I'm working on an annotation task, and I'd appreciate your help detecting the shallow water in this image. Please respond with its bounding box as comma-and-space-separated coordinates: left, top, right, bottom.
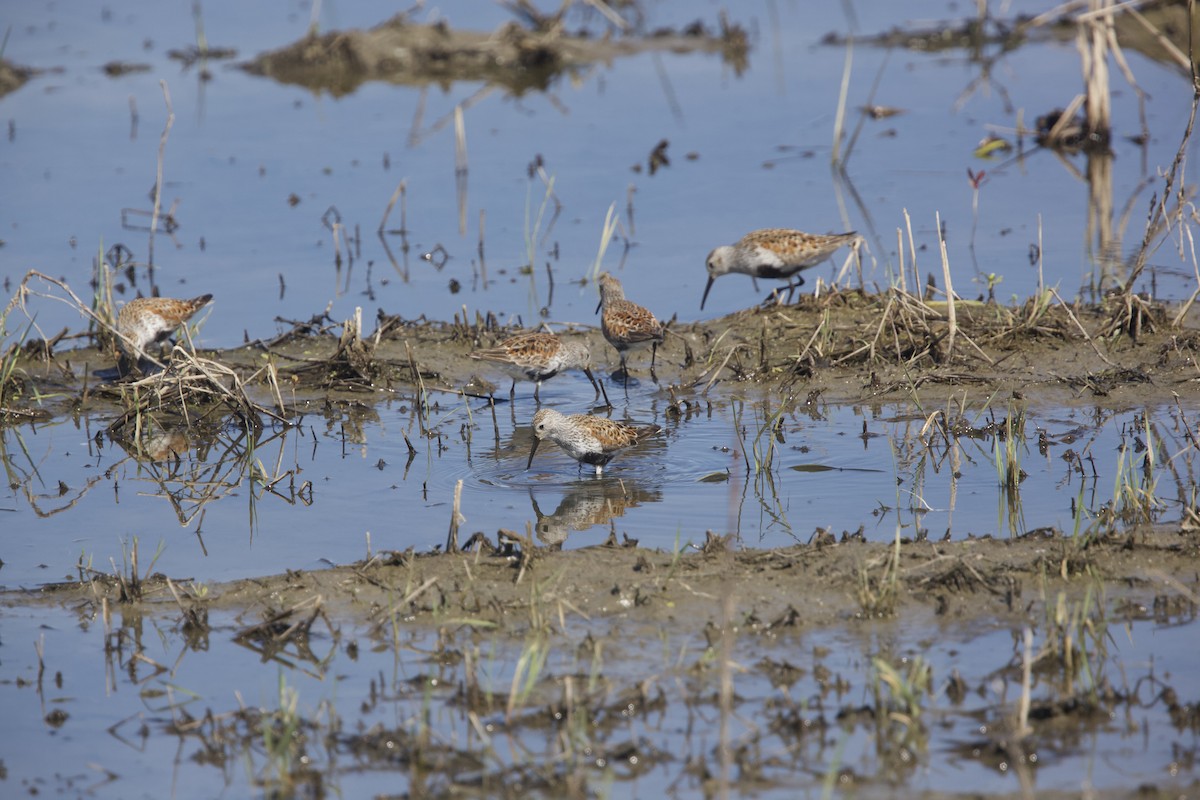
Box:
1, 369, 1192, 587
3, 1, 1200, 797
1, 575, 1195, 798
1, 1, 1196, 343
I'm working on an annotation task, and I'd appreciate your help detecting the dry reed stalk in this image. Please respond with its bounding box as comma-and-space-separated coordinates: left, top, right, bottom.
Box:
1049, 288, 1118, 367
903, 208, 920, 296
1079, 0, 1112, 142
583, 0, 629, 30
378, 178, 407, 233
831, 34, 853, 165
1017, 626, 1034, 738
1172, 224, 1200, 326
844, 293, 896, 365
455, 105, 468, 236
149, 80, 174, 269
1125, 0, 1199, 294
936, 211, 957, 359
478, 208, 487, 285
108, 350, 285, 437
404, 340, 427, 435
701, 344, 746, 394
446, 479, 465, 553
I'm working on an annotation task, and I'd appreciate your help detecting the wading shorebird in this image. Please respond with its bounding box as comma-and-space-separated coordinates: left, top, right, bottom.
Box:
701, 228, 858, 310
469, 331, 610, 406
116, 294, 213, 372
595, 272, 665, 379
527, 408, 661, 476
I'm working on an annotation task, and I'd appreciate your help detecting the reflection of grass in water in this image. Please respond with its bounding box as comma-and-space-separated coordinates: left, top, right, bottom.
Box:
731, 397, 794, 536
1037, 583, 1110, 702
1075, 412, 1165, 541
993, 405, 1027, 538
869, 648, 932, 772
260, 671, 303, 790
522, 170, 558, 308
507, 574, 553, 720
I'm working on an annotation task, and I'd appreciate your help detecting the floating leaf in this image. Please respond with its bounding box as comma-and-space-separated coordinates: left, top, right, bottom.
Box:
974, 135, 1012, 158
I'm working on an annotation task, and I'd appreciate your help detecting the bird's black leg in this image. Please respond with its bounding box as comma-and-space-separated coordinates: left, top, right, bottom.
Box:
613, 354, 629, 383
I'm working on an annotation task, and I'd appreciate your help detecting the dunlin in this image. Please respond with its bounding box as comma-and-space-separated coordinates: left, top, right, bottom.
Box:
701, 229, 858, 309
595, 272, 665, 377
470, 331, 609, 406
527, 408, 661, 476
116, 294, 213, 367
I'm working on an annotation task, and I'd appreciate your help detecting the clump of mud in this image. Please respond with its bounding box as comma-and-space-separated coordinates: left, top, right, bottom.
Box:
0, 57, 34, 98
241, 11, 748, 96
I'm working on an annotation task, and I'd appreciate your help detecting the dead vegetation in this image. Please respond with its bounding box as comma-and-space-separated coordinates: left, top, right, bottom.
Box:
0, 57, 34, 98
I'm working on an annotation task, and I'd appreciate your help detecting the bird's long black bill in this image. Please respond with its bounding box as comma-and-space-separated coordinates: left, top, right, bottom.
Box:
700, 276, 716, 311
526, 438, 540, 470
594, 297, 602, 314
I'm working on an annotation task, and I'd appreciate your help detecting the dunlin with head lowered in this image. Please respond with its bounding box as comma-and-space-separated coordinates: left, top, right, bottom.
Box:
116, 294, 213, 371
701, 229, 858, 309
595, 272, 665, 378
527, 408, 661, 476
469, 331, 610, 406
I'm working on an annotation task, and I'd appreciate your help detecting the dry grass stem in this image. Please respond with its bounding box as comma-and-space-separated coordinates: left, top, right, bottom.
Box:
149, 80, 175, 268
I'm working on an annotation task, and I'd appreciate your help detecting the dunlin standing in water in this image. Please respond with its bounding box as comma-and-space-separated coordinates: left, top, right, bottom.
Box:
469, 331, 610, 407
701, 229, 858, 310
595, 272, 665, 380
527, 408, 661, 476
116, 294, 213, 371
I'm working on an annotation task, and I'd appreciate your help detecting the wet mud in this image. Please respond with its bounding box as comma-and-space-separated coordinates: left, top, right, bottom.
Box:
240, 11, 748, 96
13, 489, 1200, 797
4, 0, 1200, 789
9, 290, 1200, 420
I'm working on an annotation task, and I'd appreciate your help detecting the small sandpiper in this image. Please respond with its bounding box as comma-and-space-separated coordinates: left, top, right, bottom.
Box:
595, 272, 665, 378
527, 408, 661, 476
469, 331, 610, 406
701, 229, 858, 310
116, 294, 213, 371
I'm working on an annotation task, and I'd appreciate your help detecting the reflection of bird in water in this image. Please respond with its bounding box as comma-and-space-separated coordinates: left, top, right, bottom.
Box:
115, 426, 193, 463
530, 484, 662, 548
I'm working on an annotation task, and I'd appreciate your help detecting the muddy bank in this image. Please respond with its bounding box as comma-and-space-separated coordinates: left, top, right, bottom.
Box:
27, 522, 1198, 630
241, 11, 748, 96
7, 291, 1199, 422
12, 521, 1199, 798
